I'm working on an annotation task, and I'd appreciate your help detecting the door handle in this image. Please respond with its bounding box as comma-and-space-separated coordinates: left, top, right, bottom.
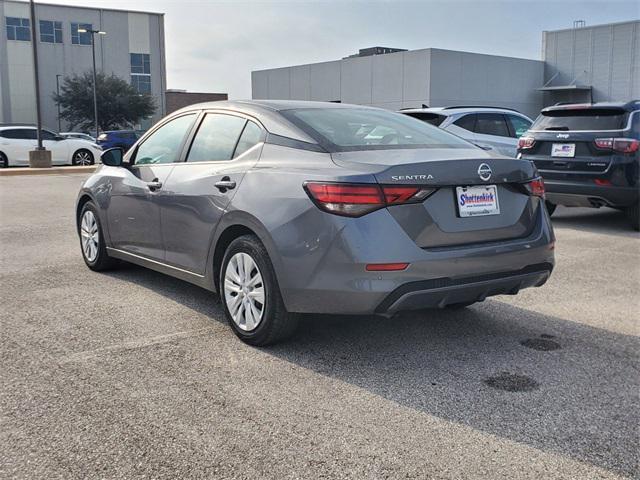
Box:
146, 180, 163, 191
214, 177, 236, 192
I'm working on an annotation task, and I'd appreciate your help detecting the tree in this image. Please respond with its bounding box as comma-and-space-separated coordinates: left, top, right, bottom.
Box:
53, 72, 156, 132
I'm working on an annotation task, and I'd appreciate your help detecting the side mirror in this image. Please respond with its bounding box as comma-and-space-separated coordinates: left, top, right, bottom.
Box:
54, 135, 65, 141
101, 147, 124, 167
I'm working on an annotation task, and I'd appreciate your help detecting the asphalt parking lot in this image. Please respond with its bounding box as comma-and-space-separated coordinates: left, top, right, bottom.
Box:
1, 173, 638, 480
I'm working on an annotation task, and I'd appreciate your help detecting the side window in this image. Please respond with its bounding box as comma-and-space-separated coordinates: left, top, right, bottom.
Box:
41, 130, 57, 140
632, 112, 640, 140
506, 115, 532, 138
18, 129, 37, 140
0, 129, 27, 139
186, 114, 247, 162
475, 113, 510, 137
453, 114, 476, 132
134, 114, 196, 165
233, 121, 264, 158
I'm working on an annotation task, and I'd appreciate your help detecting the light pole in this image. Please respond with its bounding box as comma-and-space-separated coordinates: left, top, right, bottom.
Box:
27, 0, 51, 167
55, 74, 62, 132
77, 27, 105, 139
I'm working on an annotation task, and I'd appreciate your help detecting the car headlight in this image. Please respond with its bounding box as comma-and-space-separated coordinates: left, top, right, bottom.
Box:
92, 143, 103, 150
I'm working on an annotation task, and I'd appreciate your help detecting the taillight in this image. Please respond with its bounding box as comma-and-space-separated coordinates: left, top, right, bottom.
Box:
523, 177, 545, 198
304, 182, 435, 217
518, 136, 536, 150
594, 138, 639, 153
613, 139, 639, 153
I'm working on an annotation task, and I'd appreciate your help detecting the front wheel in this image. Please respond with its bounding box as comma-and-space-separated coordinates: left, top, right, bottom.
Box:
0, 152, 8, 168
72, 149, 94, 166
78, 202, 117, 271
545, 201, 557, 217
220, 235, 297, 346
626, 204, 639, 231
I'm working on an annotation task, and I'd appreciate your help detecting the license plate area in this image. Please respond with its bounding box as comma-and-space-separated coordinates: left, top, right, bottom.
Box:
551, 143, 575, 157
456, 185, 500, 218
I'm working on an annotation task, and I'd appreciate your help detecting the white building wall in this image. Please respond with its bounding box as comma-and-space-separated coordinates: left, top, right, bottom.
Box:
252, 47, 544, 117
543, 20, 640, 103
0, 0, 166, 130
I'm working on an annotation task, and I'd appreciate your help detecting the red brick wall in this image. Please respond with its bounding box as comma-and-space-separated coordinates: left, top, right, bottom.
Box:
165, 92, 228, 114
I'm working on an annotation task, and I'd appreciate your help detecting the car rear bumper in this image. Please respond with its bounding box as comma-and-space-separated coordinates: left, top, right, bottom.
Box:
544, 179, 639, 208
374, 263, 551, 314
279, 204, 555, 315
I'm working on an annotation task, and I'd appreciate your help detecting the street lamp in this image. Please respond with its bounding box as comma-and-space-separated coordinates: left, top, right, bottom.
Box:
77, 27, 106, 139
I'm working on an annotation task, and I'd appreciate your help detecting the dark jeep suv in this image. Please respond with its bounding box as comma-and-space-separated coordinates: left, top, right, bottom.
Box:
518, 101, 639, 230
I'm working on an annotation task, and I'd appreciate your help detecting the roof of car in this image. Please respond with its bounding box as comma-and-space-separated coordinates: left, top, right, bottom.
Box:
177, 99, 378, 114
0, 124, 37, 129
541, 100, 640, 113
399, 106, 527, 116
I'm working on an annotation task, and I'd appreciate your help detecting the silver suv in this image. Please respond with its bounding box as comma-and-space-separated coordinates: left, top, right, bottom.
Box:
77, 101, 554, 346
400, 106, 533, 157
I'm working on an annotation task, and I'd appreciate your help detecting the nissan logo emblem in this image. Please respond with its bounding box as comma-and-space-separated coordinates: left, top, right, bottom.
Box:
478, 163, 492, 181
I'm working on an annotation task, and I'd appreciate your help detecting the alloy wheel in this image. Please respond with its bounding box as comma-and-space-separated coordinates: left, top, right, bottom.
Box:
80, 210, 99, 262
74, 151, 92, 165
224, 252, 265, 331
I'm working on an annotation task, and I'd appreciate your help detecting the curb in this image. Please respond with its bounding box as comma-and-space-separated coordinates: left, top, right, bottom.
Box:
0, 165, 97, 176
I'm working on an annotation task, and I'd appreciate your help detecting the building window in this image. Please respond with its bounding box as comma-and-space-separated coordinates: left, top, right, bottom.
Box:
130, 53, 151, 94
71, 22, 92, 45
40, 20, 62, 43
6, 17, 30, 41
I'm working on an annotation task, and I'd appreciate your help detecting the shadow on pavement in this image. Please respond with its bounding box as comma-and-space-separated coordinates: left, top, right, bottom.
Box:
106, 264, 639, 477
551, 206, 638, 238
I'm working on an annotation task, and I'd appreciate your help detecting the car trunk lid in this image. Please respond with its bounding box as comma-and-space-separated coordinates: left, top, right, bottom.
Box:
331, 148, 540, 248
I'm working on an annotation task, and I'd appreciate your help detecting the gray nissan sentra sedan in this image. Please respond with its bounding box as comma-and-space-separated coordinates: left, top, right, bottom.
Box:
76, 100, 555, 345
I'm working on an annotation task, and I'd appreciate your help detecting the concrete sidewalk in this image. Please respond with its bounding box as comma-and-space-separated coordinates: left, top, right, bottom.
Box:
0, 165, 97, 176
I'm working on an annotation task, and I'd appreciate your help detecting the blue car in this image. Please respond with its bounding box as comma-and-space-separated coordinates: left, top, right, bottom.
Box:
96, 130, 139, 151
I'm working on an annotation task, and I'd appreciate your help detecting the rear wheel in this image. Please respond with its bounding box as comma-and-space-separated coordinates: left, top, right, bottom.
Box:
72, 149, 94, 166
0, 152, 7, 168
78, 202, 117, 271
220, 235, 297, 346
626, 204, 639, 231
545, 201, 557, 217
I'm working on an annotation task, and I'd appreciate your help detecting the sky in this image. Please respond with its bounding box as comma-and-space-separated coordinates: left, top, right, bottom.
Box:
58, 0, 639, 99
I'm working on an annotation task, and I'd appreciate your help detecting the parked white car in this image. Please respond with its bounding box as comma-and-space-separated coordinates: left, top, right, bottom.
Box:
0, 125, 102, 167
399, 106, 533, 157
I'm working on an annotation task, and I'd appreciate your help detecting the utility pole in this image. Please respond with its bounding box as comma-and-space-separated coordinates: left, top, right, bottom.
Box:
28, 0, 51, 167
29, 0, 43, 150
78, 27, 106, 139
56, 74, 62, 132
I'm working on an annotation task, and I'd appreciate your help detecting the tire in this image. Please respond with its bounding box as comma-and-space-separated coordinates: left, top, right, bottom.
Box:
626, 203, 639, 231
78, 201, 117, 271
0, 152, 7, 168
545, 201, 557, 217
72, 149, 94, 166
220, 235, 297, 346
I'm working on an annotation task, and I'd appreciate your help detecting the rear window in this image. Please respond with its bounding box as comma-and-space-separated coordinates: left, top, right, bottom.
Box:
401, 112, 446, 127
532, 109, 629, 131
282, 108, 471, 151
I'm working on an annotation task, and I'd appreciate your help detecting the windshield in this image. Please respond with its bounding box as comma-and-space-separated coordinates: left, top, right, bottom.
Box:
532, 108, 629, 131
282, 107, 472, 151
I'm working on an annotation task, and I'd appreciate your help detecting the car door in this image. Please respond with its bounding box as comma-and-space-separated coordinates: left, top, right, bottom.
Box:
106, 112, 198, 261
161, 112, 265, 274
40, 130, 70, 165
474, 113, 513, 156
0, 128, 35, 165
